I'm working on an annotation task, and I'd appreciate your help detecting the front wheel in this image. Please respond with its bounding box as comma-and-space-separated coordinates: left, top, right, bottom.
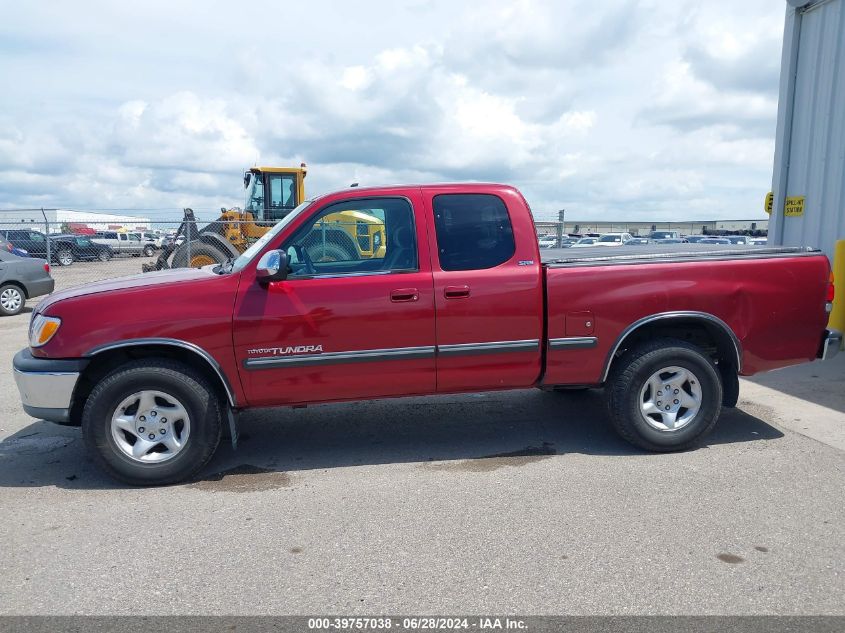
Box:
607, 338, 723, 452
170, 242, 231, 269
82, 359, 223, 485
143, 244, 156, 257
98, 249, 111, 262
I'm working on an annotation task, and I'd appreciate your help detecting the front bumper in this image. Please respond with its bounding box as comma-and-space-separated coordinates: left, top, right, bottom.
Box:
13, 349, 88, 424
818, 329, 843, 361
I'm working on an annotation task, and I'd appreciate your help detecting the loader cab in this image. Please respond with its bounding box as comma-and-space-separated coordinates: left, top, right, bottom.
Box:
244, 165, 307, 224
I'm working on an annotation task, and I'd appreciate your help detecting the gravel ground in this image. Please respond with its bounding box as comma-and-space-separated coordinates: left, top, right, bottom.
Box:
1, 265, 843, 615
42, 255, 157, 296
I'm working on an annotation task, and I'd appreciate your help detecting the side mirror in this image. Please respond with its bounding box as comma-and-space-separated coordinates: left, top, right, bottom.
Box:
256, 249, 288, 283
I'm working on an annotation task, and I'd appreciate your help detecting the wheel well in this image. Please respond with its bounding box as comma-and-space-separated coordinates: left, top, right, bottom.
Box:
1, 280, 28, 299
604, 317, 741, 382
68, 344, 234, 426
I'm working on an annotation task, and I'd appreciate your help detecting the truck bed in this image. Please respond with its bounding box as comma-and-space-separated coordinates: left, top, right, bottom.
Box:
540, 244, 818, 267
540, 242, 830, 387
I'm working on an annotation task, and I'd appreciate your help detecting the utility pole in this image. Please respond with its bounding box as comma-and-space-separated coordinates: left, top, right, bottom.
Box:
556, 209, 565, 247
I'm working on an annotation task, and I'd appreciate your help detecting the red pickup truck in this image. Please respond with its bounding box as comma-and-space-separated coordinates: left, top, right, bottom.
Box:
13, 184, 841, 485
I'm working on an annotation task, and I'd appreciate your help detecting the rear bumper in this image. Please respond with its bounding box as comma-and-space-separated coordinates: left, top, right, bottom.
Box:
12, 349, 88, 424
818, 329, 842, 361
25, 276, 55, 299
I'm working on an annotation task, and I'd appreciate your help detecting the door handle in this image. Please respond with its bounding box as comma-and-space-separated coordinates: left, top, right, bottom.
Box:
390, 288, 419, 302
444, 285, 471, 299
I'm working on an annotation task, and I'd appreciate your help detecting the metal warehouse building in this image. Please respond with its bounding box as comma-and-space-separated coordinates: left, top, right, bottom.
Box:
770, 0, 845, 262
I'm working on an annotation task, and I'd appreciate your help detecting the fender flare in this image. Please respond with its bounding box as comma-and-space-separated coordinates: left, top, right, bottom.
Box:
600, 311, 743, 382
86, 338, 238, 407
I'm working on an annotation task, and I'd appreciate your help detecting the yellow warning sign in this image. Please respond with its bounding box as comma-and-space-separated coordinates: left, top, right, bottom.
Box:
765, 192, 805, 217
785, 196, 805, 217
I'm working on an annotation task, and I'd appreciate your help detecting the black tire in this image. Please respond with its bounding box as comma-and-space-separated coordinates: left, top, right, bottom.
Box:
98, 249, 111, 262
143, 244, 156, 257
305, 239, 358, 263
0, 283, 25, 316
170, 242, 231, 268
82, 359, 223, 486
607, 338, 723, 452
55, 248, 73, 266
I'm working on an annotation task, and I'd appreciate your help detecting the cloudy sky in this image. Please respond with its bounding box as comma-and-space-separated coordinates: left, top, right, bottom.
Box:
0, 1, 786, 221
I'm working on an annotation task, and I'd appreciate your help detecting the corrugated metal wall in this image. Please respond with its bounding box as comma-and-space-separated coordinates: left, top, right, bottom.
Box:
770, 0, 845, 262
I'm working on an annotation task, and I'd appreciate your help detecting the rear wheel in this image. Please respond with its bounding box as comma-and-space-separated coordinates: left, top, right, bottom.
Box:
82, 359, 222, 486
607, 338, 722, 451
170, 242, 232, 269
0, 284, 25, 316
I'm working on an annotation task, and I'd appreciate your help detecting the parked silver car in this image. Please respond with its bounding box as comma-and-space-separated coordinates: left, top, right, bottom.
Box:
93, 231, 151, 257
0, 250, 54, 316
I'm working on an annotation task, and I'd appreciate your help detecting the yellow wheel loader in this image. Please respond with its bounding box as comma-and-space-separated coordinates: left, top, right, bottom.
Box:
143, 164, 386, 272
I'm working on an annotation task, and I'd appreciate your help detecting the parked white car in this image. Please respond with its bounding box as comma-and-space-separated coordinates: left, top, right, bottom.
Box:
595, 232, 634, 246
571, 237, 599, 248
537, 235, 558, 248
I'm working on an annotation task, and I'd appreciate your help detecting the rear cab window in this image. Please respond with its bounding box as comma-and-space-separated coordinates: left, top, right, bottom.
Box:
432, 194, 515, 271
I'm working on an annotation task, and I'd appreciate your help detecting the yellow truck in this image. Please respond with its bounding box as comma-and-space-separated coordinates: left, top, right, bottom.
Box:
143, 165, 386, 271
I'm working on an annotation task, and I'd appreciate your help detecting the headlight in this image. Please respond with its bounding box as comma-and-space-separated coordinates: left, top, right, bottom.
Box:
29, 314, 61, 348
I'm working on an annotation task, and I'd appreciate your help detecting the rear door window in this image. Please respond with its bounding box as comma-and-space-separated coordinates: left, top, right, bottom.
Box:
432, 194, 515, 271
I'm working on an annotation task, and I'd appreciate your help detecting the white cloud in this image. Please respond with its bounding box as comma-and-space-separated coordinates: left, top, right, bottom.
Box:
0, 0, 785, 221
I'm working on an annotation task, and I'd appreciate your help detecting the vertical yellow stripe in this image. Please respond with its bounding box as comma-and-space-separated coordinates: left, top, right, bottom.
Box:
829, 240, 845, 341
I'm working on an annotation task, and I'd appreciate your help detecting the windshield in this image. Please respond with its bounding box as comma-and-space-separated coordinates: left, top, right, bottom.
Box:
598, 235, 621, 243
231, 200, 313, 272
244, 171, 265, 217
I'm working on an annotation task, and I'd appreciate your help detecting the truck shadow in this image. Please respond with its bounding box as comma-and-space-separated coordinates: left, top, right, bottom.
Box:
0, 388, 784, 490
744, 356, 845, 415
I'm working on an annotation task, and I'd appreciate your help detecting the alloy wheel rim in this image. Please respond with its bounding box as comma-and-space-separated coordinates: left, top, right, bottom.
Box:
0, 288, 22, 312
110, 390, 191, 463
638, 365, 702, 432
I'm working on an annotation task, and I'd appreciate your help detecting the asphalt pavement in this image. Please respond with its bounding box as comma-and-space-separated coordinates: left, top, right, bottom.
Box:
0, 284, 843, 615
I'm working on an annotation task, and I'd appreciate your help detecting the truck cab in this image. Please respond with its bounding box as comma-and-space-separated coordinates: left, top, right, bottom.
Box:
243, 166, 308, 223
